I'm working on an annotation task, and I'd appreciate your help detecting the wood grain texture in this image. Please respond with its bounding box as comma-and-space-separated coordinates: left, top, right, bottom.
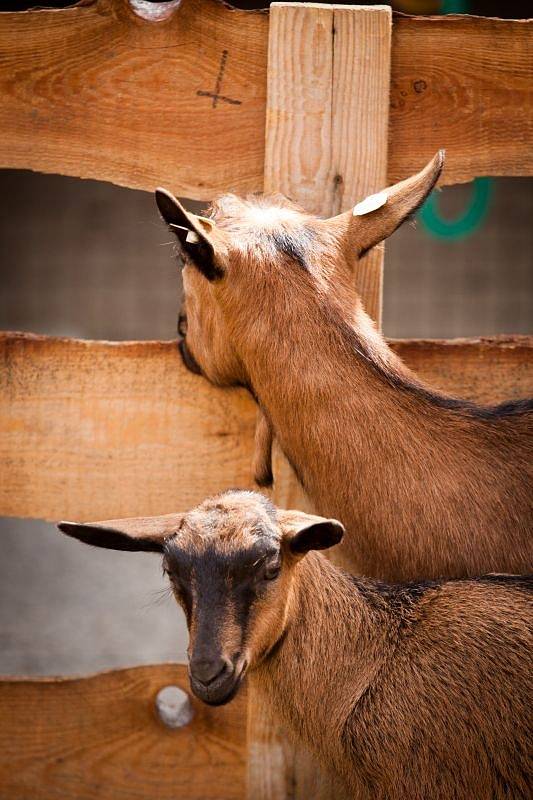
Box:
246, 693, 291, 800
1, 333, 531, 523
265, 4, 390, 319
0, 4, 531, 195
390, 336, 533, 404
331, 4, 391, 325
0, 0, 268, 199
264, 3, 334, 216
0, 333, 256, 521
389, 14, 533, 185
0, 664, 246, 800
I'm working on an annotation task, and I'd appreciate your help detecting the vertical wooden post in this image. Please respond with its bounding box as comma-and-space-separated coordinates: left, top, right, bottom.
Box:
330, 4, 391, 323
264, 2, 391, 324
248, 4, 392, 799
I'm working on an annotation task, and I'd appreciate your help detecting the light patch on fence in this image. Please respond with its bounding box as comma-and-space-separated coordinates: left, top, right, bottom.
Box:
129, 0, 183, 22
155, 685, 194, 728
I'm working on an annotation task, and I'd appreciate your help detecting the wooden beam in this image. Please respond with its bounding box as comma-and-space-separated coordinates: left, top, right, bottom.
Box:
0, 333, 257, 521
264, 2, 334, 217
389, 14, 533, 185
0, 332, 530, 522
331, 4, 391, 325
1, 333, 531, 523
0, 664, 246, 800
0, 3, 531, 197
391, 336, 533, 405
265, 3, 391, 321
0, 0, 269, 200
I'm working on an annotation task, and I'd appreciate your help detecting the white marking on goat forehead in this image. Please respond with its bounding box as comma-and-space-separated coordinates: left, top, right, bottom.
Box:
242, 204, 302, 228
182, 494, 278, 543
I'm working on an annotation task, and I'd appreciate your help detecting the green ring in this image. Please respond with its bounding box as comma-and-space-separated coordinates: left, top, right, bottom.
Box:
418, 177, 493, 241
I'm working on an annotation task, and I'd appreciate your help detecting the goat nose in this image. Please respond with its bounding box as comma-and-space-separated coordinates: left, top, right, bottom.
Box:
190, 656, 231, 686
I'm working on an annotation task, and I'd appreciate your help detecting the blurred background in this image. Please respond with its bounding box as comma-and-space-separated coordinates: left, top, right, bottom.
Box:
1, 0, 532, 677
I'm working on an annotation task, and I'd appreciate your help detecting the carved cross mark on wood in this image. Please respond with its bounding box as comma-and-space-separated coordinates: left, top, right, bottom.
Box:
197, 50, 242, 108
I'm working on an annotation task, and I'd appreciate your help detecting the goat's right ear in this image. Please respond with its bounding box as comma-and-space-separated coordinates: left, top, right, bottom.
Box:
155, 187, 223, 281
278, 510, 344, 556
326, 150, 444, 257
57, 512, 184, 553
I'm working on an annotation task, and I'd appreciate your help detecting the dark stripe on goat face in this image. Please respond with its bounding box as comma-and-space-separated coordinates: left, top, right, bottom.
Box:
270, 227, 314, 271
165, 539, 280, 606
175, 541, 278, 657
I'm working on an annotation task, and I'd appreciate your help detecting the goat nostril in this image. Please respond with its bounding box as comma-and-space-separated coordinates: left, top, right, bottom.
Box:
191, 657, 232, 686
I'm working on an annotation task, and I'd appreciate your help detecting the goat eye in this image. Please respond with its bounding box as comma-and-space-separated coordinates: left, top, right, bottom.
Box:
263, 559, 281, 581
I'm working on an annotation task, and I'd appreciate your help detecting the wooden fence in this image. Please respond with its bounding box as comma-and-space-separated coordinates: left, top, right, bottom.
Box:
0, 2, 532, 798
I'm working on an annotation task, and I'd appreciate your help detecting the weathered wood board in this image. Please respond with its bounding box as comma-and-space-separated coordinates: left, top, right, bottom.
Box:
0, 0, 268, 200
389, 14, 533, 184
0, 333, 257, 521
391, 336, 533, 405
265, 2, 391, 323
331, 4, 391, 326
0, 664, 246, 800
0, 1, 531, 198
1, 332, 531, 522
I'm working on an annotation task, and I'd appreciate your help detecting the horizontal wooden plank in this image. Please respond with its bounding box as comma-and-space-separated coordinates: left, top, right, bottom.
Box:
0, 333, 257, 521
0, 2, 530, 197
0, 664, 246, 800
390, 335, 533, 405
1, 333, 531, 522
0, 0, 268, 199
388, 14, 533, 184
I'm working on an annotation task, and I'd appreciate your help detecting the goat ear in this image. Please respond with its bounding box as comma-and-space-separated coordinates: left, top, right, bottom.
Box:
155, 187, 223, 281
278, 510, 344, 555
57, 512, 184, 553
252, 409, 274, 489
327, 150, 444, 256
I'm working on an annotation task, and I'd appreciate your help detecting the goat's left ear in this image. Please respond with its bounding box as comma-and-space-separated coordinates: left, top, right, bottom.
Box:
155, 187, 223, 281
278, 510, 344, 555
57, 512, 184, 553
327, 150, 444, 257
252, 409, 274, 489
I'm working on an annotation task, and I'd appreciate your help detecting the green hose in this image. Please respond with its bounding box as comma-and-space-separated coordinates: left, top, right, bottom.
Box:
419, 178, 493, 241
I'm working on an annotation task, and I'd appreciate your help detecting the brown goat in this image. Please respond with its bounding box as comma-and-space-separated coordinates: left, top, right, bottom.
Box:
58, 491, 533, 800
155, 153, 533, 582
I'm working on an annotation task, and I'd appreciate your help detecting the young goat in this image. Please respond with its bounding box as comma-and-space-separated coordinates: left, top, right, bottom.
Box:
155, 152, 532, 582
59, 490, 532, 800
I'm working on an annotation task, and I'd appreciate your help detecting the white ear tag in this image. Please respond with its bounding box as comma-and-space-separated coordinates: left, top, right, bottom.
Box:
169, 223, 201, 245
352, 190, 388, 217
185, 230, 200, 244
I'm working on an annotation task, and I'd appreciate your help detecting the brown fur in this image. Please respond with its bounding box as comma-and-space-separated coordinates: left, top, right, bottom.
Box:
156, 155, 533, 581
58, 491, 533, 800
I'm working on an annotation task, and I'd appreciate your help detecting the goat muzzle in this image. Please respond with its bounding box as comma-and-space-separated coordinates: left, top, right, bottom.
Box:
189, 657, 247, 706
